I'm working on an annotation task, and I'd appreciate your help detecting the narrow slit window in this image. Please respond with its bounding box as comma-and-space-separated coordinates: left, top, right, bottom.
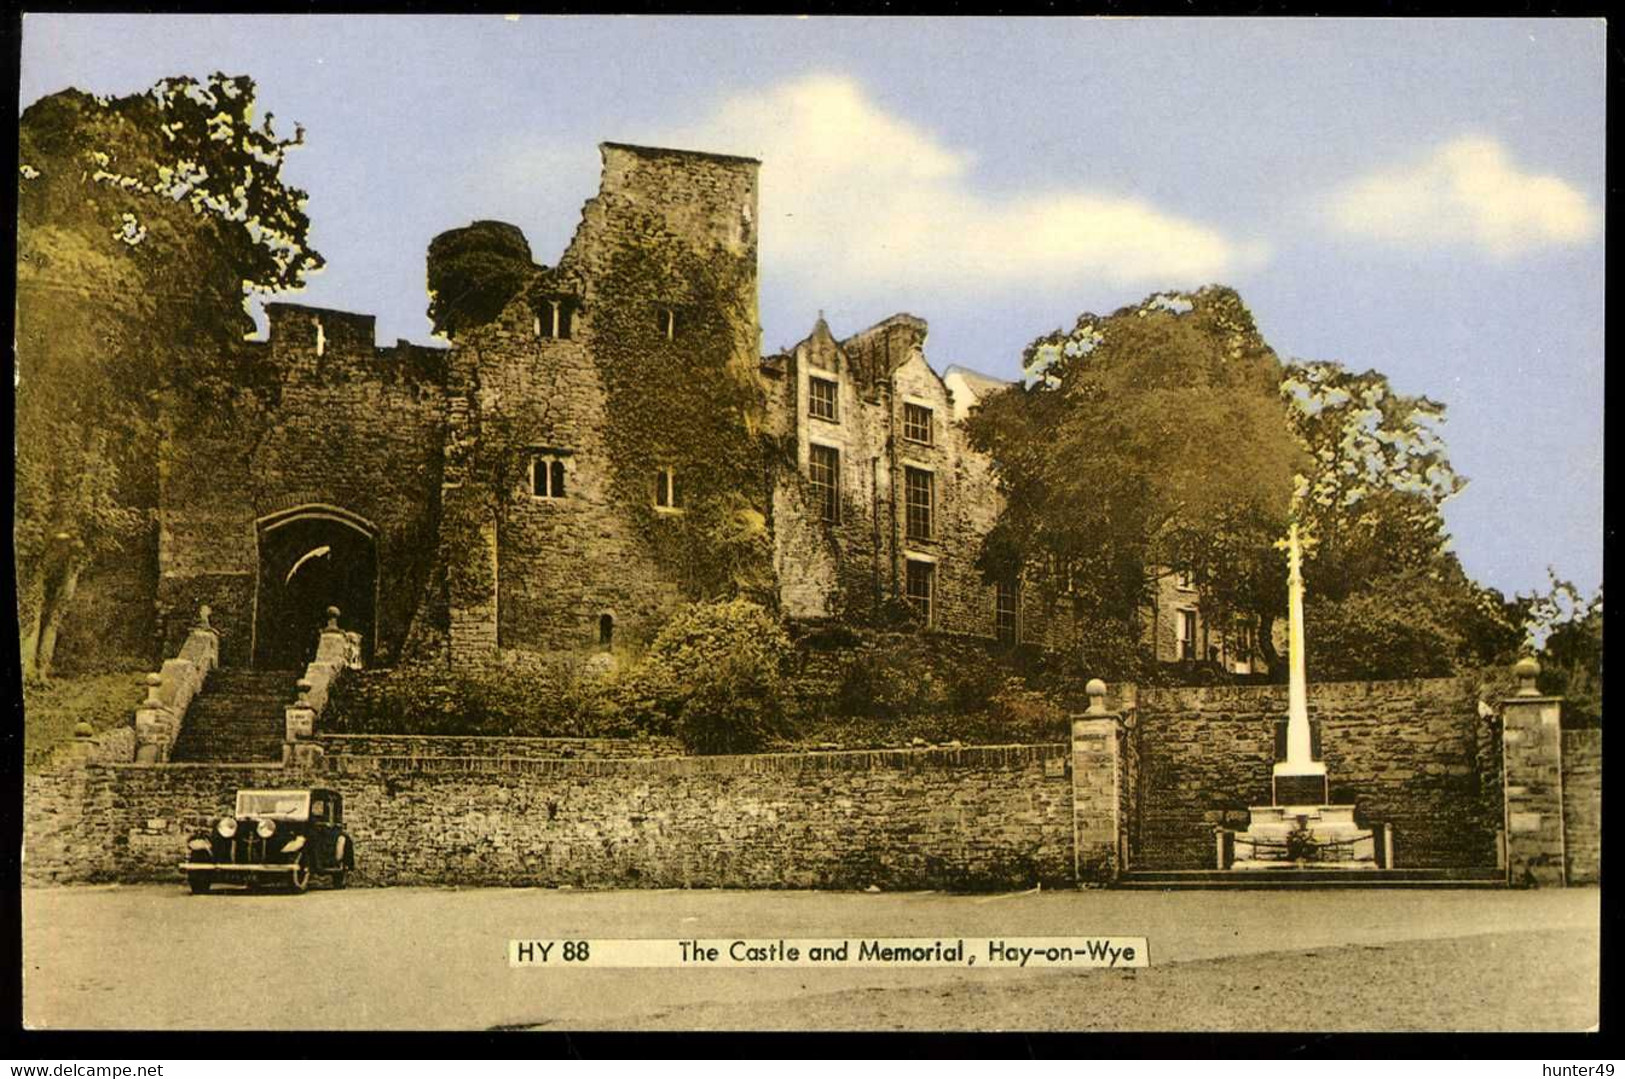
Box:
657, 307, 677, 340
808, 445, 840, 524
808, 377, 838, 422
906, 559, 935, 627
599, 614, 614, 649
654, 467, 680, 510
314, 317, 326, 357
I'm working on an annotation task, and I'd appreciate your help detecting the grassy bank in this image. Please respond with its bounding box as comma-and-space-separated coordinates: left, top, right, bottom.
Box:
23, 671, 145, 772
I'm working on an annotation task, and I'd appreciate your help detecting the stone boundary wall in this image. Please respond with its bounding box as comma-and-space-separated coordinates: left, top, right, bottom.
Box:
24, 744, 1072, 891
1561, 728, 1601, 885
1133, 678, 1501, 870
315, 734, 685, 760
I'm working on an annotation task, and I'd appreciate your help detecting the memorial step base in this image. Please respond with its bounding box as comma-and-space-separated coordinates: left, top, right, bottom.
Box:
1117, 868, 1507, 890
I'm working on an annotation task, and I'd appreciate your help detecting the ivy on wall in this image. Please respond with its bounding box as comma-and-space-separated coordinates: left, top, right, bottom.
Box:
589, 223, 779, 604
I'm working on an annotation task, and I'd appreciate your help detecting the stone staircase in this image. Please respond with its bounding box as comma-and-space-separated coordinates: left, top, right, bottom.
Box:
169, 669, 298, 763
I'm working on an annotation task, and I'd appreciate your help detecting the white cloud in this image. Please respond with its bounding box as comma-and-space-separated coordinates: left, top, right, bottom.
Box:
1325, 136, 1599, 258
658, 74, 1266, 295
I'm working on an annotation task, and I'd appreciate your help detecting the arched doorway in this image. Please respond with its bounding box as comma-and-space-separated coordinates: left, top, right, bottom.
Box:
253, 506, 377, 669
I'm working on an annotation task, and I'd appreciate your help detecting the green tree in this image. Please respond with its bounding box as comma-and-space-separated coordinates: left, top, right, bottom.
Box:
1281, 362, 1461, 599
969, 287, 1305, 673
1525, 574, 1602, 726
1282, 361, 1524, 676
16, 74, 321, 678
425, 220, 535, 338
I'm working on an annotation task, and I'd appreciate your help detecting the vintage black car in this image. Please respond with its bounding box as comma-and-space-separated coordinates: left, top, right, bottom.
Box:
181, 787, 356, 894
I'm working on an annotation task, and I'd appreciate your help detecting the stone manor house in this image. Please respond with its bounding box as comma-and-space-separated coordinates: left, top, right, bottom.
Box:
157, 142, 1232, 672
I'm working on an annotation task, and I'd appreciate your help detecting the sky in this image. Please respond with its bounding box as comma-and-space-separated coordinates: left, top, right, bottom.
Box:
18, 15, 1606, 600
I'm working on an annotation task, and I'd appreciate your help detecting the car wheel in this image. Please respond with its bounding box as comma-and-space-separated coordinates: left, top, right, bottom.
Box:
187, 873, 212, 895
289, 851, 311, 894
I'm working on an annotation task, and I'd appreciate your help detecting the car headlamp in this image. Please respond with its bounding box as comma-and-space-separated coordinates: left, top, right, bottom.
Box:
217, 818, 237, 838
256, 818, 277, 839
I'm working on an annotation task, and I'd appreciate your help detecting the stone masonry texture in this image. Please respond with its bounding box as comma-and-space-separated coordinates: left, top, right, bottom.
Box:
157, 305, 445, 668
1501, 695, 1568, 887
1561, 728, 1601, 885
316, 734, 685, 761
1132, 678, 1503, 871
1071, 716, 1122, 883
24, 744, 1073, 891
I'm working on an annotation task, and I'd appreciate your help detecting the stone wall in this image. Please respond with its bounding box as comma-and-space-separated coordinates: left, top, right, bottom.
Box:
1132, 678, 1501, 870
24, 763, 290, 884
24, 744, 1072, 890
316, 734, 684, 760
1561, 728, 1601, 885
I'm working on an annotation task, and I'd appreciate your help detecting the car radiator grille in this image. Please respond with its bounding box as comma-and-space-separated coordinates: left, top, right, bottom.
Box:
231, 836, 270, 864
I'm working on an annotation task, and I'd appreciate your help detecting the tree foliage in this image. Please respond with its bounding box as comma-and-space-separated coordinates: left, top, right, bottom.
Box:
969, 287, 1304, 670
16, 74, 321, 677
1281, 361, 1524, 675
1282, 362, 1462, 600
425, 220, 535, 338
1525, 574, 1603, 726
971, 286, 1526, 681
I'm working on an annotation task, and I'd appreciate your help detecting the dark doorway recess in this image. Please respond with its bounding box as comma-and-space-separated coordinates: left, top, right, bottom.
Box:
254, 507, 377, 669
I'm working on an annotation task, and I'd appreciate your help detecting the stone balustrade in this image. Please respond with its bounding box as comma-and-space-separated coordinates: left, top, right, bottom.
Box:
133, 606, 220, 763
284, 606, 364, 765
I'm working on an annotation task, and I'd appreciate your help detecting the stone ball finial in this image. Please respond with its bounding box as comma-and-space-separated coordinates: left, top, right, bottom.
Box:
195, 604, 212, 630
1514, 655, 1541, 696
142, 673, 163, 706
1086, 678, 1109, 714
326, 606, 341, 630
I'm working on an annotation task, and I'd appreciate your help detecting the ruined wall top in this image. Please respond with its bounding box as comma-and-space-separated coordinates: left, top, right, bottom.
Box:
262, 302, 445, 383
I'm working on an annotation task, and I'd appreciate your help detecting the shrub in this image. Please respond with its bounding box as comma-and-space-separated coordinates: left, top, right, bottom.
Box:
639, 598, 792, 754
324, 657, 647, 738
832, 632, 952, 719
986, 676, 1068, 733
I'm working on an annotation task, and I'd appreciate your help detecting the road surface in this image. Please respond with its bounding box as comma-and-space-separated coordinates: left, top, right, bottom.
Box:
22, 884, 1599, 1031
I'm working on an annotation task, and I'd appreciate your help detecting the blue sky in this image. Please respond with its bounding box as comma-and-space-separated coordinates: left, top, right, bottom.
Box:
19, 15, 1605, 600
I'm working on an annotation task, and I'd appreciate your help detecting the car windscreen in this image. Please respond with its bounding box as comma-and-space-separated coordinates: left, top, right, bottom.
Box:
235, 791, 311, 820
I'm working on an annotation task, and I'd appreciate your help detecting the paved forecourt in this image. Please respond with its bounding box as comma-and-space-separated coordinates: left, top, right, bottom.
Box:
22, 885, 1599, 1031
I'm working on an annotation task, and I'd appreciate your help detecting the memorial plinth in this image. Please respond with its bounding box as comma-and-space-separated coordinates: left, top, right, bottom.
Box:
1232, 805, 1379, 869
1272, 762, 1328, 807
